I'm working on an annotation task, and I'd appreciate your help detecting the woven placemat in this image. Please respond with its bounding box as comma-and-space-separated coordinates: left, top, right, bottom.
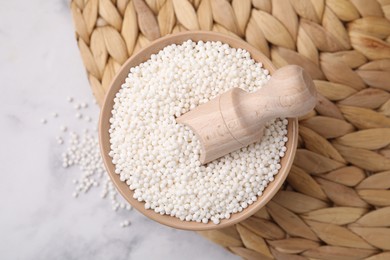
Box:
71, 0, 390, 259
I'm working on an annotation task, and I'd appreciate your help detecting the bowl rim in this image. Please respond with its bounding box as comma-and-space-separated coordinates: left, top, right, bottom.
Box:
99, 31, 298, 231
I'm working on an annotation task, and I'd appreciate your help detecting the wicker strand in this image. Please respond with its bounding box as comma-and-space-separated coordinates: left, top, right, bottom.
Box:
71, 0, 390, 259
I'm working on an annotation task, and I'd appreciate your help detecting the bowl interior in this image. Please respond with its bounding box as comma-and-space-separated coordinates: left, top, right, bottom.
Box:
99, 31, 298, 231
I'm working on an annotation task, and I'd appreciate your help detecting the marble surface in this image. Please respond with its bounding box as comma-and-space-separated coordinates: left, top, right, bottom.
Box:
0, 1, 239, 259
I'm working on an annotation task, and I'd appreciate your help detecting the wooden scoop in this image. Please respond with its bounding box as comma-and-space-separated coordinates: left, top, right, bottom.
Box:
176, 65, 317, 164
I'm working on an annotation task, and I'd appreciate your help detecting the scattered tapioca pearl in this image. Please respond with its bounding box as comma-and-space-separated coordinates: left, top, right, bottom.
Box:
120, 220, 131, 228
43, 97, 133, 228
61, 126, 133, 215
57, 137, 64, 145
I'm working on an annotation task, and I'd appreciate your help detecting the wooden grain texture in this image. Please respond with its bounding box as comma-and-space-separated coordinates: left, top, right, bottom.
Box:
355, 206, 390, 227
326, 0, 360, 22
335, 129, 390, 150
320, 52, 366, 90
349, 30, 390, 60
266, 201, 319, 240
356, 70, 390, 91
315, 93, 344, 119
302, 246, 377, 260
240, 217, 285, 240
70, 0, 390, 258
230, 246, 273, 260
348, 17, 390, 39
288, 165, 328, 200
359, 59, 390, 71
270, 247, 307, 260
366, 251, 390, 260
321, 166, 366, 186
329, 50, 367, 68
306, 220, 375, 249
121, 1, 138, 55
299, 126, 345, 162
210, 0, 240, 36
267, 238, 320, 254
357, 190, 390, 206
272, 46, 325, 80
200, 227, 243, 248
252, 10, 295, 50
245, 17, 269, 58
157, 0, 175, 36
302, 207, 368, 225
301, 116, 355, 138
339, 105, 390, 129
177, 65, 316, 164
350, 227, 390, 250
356, 171, 390, 190
272, 191, 329, 214
316, 177, 369, 208
172, 0, 199, 31
338, 88, 390, 108
293, 149, 345, 175
314, 80, 357, 101
133, 0, 160, 40
333, 143, 390, 172
236, 224, 273, 258
297, 24, 319, 65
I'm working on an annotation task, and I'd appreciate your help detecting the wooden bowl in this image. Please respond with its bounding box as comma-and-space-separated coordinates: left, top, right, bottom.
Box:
99, 31, 298, 231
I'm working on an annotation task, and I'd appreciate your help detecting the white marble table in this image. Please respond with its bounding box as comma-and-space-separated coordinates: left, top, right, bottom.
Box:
0, 1, 239, 259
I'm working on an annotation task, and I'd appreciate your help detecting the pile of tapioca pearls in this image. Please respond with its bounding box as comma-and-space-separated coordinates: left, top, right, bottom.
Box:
109, 40, 288, 225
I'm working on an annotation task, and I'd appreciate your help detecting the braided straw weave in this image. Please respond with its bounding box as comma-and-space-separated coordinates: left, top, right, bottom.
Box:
71, 0, 390, 258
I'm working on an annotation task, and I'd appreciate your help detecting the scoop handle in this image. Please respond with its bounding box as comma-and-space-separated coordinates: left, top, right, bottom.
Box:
219, 65, 317, 147
244, 65, 317, 120
176, 65, 317, 164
